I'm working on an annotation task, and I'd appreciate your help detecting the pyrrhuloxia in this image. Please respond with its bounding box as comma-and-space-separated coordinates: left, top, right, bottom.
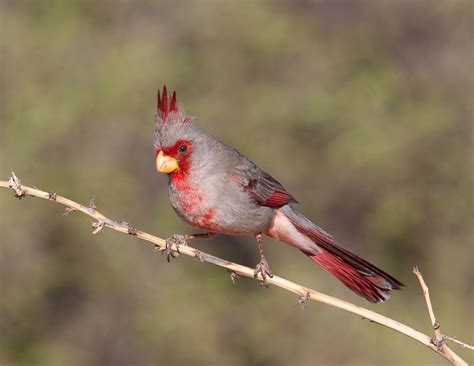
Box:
154, 86, 403, 303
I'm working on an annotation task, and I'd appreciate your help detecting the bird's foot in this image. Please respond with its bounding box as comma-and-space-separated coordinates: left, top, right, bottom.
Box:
163, 234, 188, 262
298, 291, 311, 310
254, 256, 274, 287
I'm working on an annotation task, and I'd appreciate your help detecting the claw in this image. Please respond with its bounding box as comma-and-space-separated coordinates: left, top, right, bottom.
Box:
253, 256, 273, 287
163, 234, 188, 262
298, 291, 311, 310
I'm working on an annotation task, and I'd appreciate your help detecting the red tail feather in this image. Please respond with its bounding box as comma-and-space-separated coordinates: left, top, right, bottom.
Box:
306, 251, 392, 302
270, 206, 404, 303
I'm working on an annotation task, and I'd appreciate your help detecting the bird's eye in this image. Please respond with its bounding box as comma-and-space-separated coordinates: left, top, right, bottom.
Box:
178, 144, 188, 153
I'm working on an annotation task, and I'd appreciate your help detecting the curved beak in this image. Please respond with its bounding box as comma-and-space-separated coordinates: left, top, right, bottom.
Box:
156, 150, 179, 174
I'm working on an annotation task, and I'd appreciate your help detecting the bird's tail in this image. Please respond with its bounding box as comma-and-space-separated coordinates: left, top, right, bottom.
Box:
267, 206, 404, 303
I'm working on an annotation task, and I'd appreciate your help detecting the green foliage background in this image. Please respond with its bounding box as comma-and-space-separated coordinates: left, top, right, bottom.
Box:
1, 1, 472, 365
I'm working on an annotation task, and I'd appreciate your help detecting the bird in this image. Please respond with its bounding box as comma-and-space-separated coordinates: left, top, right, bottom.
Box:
153, 85, 404, 303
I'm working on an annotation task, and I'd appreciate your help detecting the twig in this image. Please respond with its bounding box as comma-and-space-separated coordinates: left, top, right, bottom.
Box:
413, 267, 472, 363
0, 173, 471, 366
413, 267, 444, 348
444, 336, 474, 351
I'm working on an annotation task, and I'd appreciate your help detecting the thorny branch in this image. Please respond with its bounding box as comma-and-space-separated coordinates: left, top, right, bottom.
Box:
414, 267, 474, 353
414, 266, 445, 350
0, 173, 472, 366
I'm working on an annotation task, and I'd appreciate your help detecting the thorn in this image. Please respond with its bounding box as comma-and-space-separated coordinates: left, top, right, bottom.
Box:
433, 320, 440, 330
444, 335, 474, 350
127, 224, 137, 236
118, 220, 137, 236
63, 206, 76, 216
91, 221, 104, 235
8, 172, 27, 199
193, 250, 205, 262
47, 191, 57, 201
154, 244, 161, 252
88, 198, 96, 210
227, 270, 240, 284
298, 292, 311, 310
413, 266, 421, 275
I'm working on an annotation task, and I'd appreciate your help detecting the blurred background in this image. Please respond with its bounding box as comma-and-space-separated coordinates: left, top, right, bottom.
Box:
1, 1, 472, 365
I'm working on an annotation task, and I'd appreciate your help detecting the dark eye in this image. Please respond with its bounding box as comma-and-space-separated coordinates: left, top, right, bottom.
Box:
178, 144, 188, 153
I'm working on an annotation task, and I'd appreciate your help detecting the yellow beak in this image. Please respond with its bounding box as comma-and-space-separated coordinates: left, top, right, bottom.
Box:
156, 150, 179, 174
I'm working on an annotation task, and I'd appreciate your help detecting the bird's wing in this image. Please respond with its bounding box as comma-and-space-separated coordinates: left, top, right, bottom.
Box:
234, 163, 298, 208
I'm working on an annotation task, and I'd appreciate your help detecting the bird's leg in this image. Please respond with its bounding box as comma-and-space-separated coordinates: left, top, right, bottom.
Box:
164, 232, 216, 262
253, 233, 274, 287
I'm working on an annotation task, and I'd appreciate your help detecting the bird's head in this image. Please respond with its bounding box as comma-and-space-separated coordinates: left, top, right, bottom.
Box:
154, 85, 198, 177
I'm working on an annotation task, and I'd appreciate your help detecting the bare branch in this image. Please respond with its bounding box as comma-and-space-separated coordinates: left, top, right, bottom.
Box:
414, 267, 471, 364
444, 336, 474, 351
0, 174, 471, 366
413, 267, 444, 347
